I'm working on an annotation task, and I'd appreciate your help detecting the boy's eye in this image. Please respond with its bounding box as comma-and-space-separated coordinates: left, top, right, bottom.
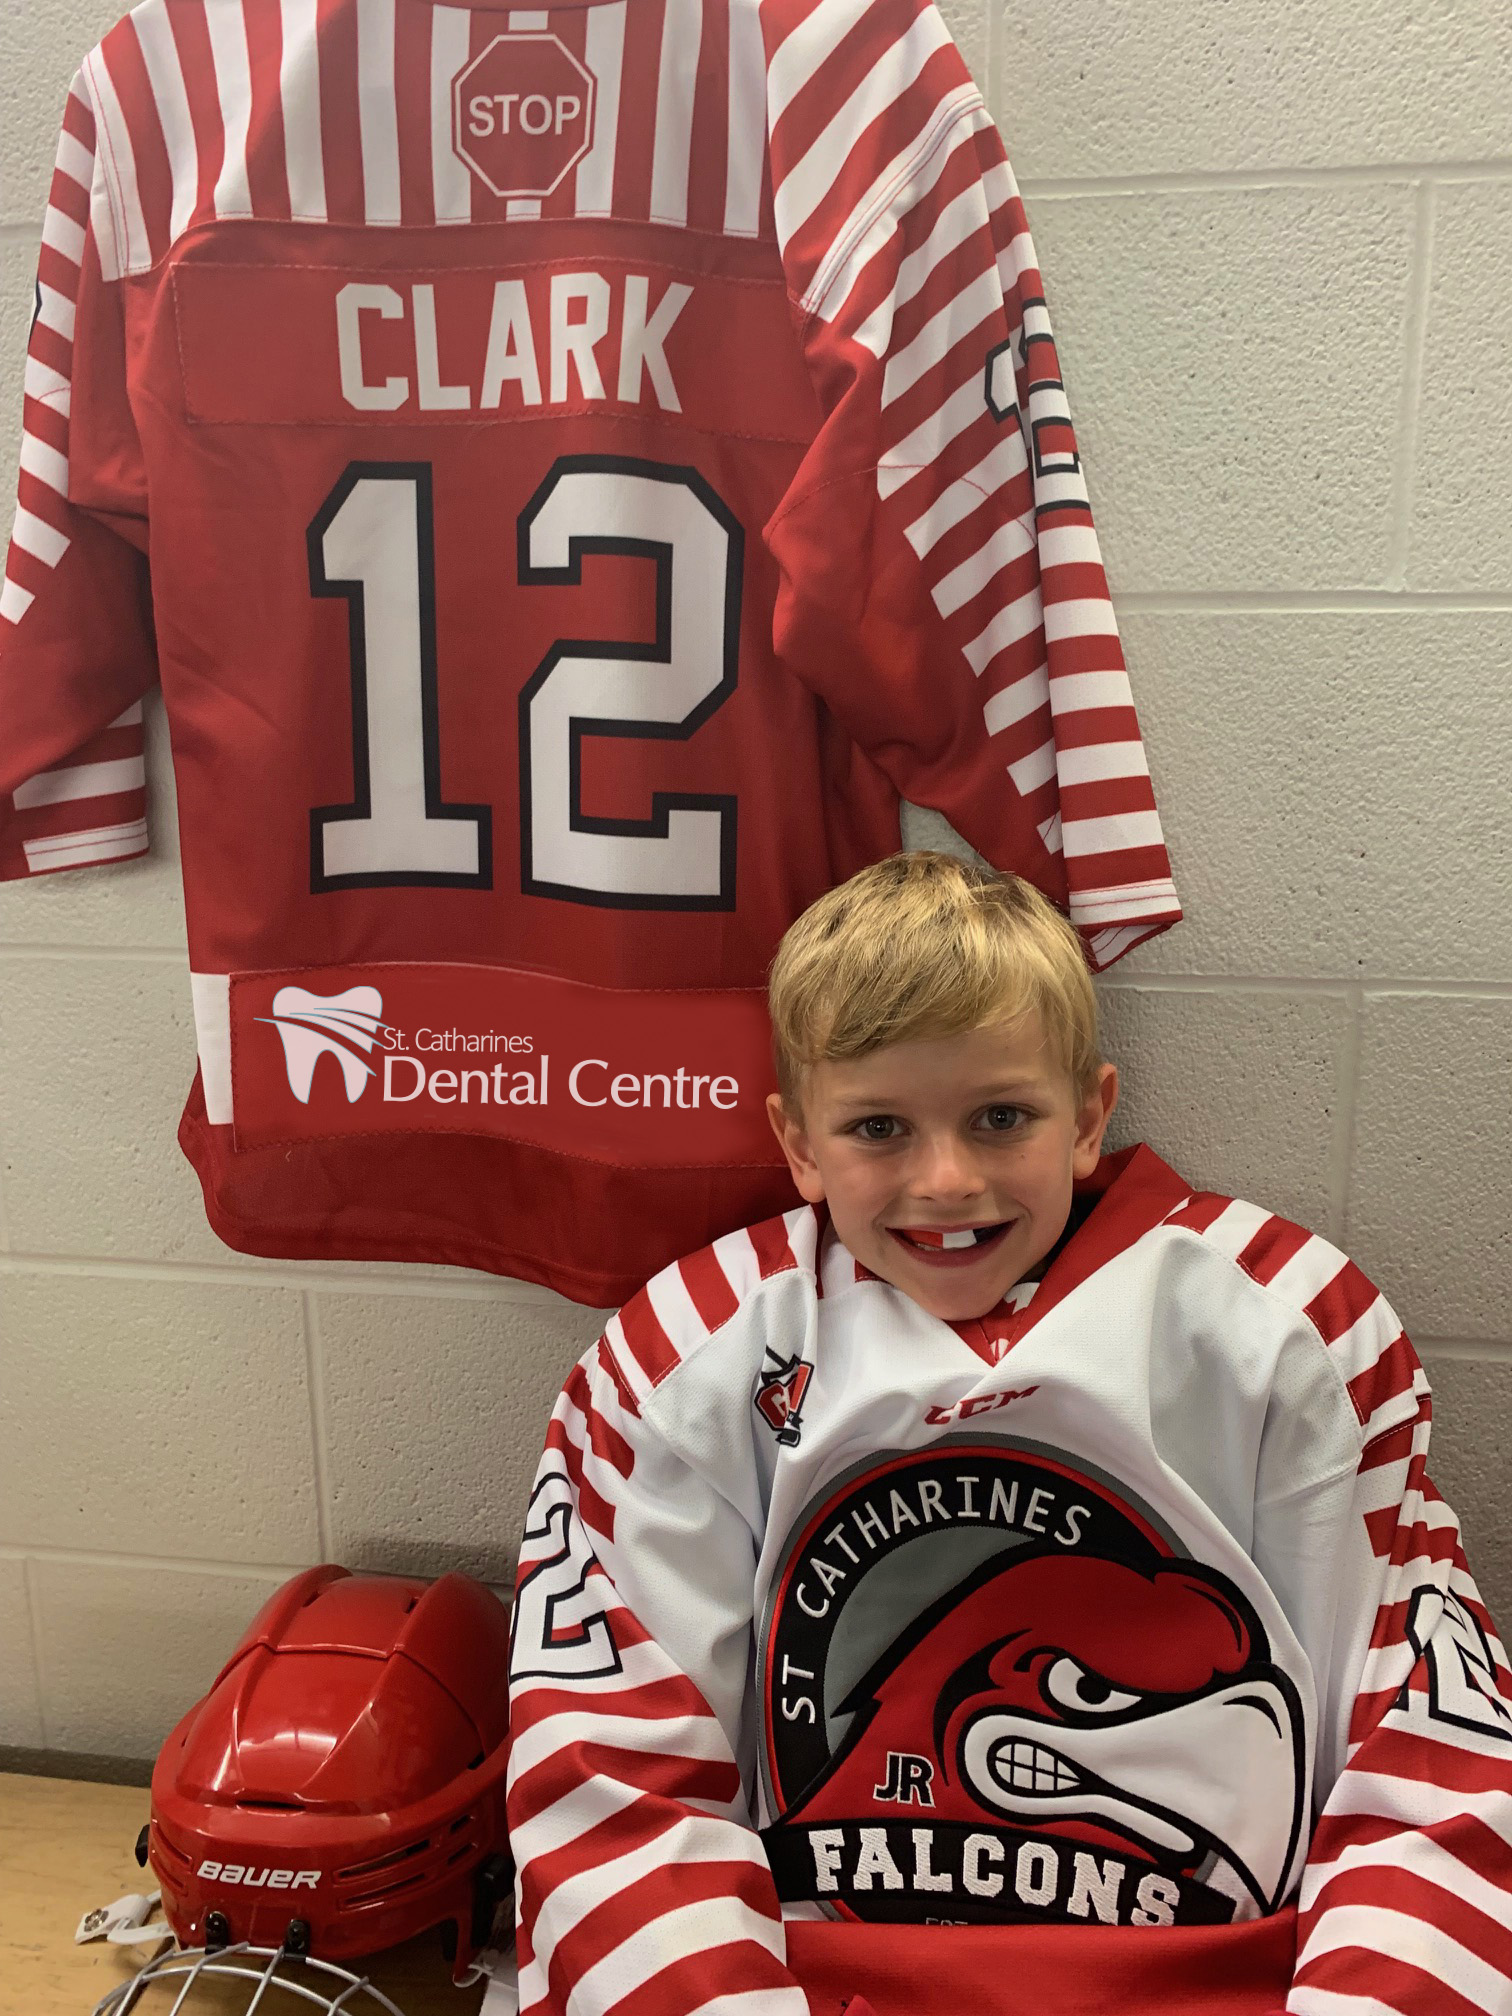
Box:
978, 1104, 1026, 1132
853, 1115, 900, 1141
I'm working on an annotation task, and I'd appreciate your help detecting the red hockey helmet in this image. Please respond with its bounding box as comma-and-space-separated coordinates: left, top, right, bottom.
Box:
142, 1565, 513, 1980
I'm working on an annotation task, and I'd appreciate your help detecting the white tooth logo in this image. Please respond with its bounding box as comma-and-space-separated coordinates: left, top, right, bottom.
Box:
259, 985, 387, 1104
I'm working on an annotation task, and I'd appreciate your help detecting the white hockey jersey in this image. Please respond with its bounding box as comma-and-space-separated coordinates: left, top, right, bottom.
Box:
507, 1144, 1512, 2016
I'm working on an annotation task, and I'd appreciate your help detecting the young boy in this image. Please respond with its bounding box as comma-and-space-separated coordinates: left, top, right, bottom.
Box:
506, 853, 1512, 2016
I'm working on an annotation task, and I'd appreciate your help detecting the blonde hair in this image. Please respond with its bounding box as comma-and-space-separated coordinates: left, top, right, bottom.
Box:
768, 852, 1099, 1103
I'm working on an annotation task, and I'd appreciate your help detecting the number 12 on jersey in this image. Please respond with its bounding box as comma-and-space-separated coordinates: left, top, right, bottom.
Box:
307, 456, 744, 909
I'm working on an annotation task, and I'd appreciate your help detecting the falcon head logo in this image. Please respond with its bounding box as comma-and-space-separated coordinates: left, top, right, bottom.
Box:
796, 1548, 1304, 1917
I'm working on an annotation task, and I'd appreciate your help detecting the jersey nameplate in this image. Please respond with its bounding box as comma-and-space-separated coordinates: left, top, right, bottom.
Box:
169, 257, 818, 438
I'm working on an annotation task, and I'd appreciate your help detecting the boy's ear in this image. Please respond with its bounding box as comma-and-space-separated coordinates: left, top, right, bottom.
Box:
1071, 1062, 1119, 1180
766, 1091, 827, 1204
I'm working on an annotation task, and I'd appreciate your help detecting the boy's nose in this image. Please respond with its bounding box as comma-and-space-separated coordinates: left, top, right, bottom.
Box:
908, 1136, 987, 1200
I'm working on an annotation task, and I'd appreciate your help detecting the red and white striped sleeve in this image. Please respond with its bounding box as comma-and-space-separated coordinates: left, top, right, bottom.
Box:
758, 0, 1178, 969
1174, 1203, 1512, 2011
1286, 1385, 1512, 2015
0, 69, 157, 883
1269, 1258, 1512, 2015
507, 1234, 812, 2016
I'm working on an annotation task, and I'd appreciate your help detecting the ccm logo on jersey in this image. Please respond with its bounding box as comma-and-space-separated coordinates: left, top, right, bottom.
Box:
925, 1385, 1038, 1426
196, 1861, 320, 1889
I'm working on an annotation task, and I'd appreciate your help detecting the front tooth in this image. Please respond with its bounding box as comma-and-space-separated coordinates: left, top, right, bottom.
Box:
941, 1229, 977, 1249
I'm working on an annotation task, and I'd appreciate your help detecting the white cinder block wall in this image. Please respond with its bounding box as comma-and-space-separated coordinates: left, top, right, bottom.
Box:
2, 0, 1510, 1763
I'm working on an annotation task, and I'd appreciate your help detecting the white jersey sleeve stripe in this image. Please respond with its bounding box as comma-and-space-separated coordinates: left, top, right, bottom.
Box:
1049, 669, 1135, 714
571, 1898, 789, 2016
649, 0, 701, 228
880, 265, 1002, 411
1055, 741, 1151, 787
774, 8, 955, 251
24, 350, 72, 417
1296, 1902, 1508, 2012
279, 0, 327, 222
0, 580, 36, 625
764, 0, 871, 130
81, 50, 146, 279
429, 8, 472, 224
1183, 1198, 1275, 1263
527, 1818, 781, 1978
54, 126, 94, 190
23, 819, 148, 872
34, 283, 77, 343
18, 432, 70, 498
131, 2, 198, 245
930, 516, 1034, 619
1037, 522, 1105, 569
878, 374, 988, 500
601, 1311, 653, 1409
205, 0, 255, 220
1060, 810, 1169, 860
1042, 595, 1122, 644
799, 83, 982, 324
982, 667, 1048, 736
9, 505, 71, 569
1007, 738, 1057, 796
962, 581, 1042, 674
835, 106, 990, 348
39, 204, 87, 264
882, 157, 1014, 330
724, 0, 768, 237
574, 1, 625, 217
642, 1260, 713, 1361
12, 756, 145, 809
902, 430, 1026, 560
355, 0, 401, 225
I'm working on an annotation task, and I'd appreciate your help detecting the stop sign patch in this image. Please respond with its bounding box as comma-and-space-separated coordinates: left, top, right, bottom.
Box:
452, 35, 597, 199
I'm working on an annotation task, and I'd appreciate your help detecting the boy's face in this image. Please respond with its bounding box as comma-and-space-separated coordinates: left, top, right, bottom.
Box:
767, 1014, 1118, 1322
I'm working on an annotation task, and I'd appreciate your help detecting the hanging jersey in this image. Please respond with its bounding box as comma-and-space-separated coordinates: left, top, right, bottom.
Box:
0, 0, 1179, 1301
509, 1146, 1512, 2015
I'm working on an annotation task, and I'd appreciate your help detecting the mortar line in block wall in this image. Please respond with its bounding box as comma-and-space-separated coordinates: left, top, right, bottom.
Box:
1019, 157, 1512, 199
1416, 1337, 1512, 1363
1385, 182, 1437, 589
982, 0, 1001, 137
19, 1558, 51, 1750
1114, 589, 1512, 615
10, 1542, 317, 1579
1099, 974, 1512, 999
0, 1250, 595, 1306
1328, 985, 1365, 1250
4, 1537, 529, 1589
1356, 979, 1512, 999
0, 944, 187, 963
2, 159, 1510, 253
302, 1292, 336, 1562
3, 964, 1508, 1001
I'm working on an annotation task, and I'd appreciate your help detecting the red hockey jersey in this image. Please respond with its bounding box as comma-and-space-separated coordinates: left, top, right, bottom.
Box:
0, 0, 1179, 1302
508, 1147, 1512, 2016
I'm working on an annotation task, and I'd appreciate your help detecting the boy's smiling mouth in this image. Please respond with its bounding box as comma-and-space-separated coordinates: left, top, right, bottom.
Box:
889, 1222, 1010, 1264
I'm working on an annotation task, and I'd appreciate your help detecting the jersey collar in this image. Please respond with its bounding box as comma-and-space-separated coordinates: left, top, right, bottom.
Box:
945, 1143, 1192, 1363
